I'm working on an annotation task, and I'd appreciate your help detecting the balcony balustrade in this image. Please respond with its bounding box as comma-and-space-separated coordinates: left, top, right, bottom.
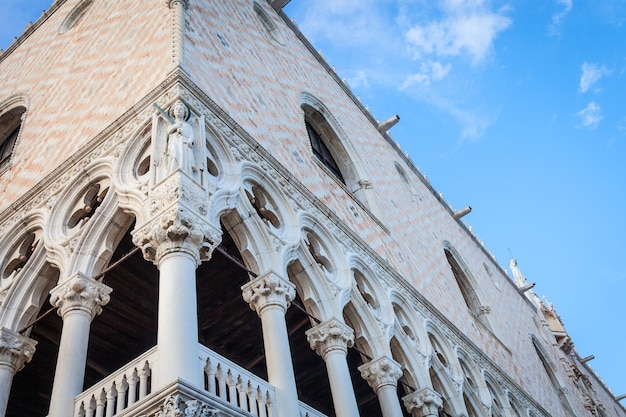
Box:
73, 344, 326, 417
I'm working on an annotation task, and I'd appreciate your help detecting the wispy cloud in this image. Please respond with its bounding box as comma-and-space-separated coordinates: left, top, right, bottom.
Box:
576, 102, 602, 129
401, 61, 451, 88
404, 1, 512, 65
579, 62, 611, 93
550, 0, 572, 34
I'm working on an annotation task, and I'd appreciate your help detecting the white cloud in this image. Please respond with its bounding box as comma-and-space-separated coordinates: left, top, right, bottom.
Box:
401, 61, 451, 88
579, 62, 611, 93
550, 0, 572, 33
576, 102, 602, 129
404, 1, 512, 65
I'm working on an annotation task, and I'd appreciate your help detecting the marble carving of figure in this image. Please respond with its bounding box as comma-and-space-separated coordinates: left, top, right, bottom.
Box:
166, 100, 197, 175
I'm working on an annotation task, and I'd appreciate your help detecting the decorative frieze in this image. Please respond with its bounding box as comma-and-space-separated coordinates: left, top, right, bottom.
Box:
402, 387, 443, 417
241, 271, 295, 317
358, 356, 403, 392
306, 318, 354, 359
49, 273, 111, 320
155, 394, 220, 417
0, 327, 36, 373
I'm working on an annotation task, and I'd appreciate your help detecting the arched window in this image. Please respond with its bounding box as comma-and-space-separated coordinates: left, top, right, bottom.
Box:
305, 120, 345, 183
443, 243, 493, 331
0, 105, 26, 170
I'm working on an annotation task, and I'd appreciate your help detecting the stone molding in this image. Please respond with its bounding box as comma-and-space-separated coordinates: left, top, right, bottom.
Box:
241, 271, 295, 317
402, 387, 443, 417
49, 273, 111, 320
358, 356, 403, 392
0, 327, 36, 373
306, 318, 354, 359
155, 394, 220, 417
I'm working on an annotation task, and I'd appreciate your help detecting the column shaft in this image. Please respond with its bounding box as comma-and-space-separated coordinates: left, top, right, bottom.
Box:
242, 271, 299, 417
156, 251, 202, 388
259, 306, 300, 415
325, 350, 360, 417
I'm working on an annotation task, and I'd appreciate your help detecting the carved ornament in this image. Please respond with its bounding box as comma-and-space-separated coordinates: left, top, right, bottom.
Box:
358, 356, 403, 392
0, 327, 37, 372
306, 318, 354, 359
154, 394, 220, 417
241, 271, 295, 317
402, 387, 443, 417
49, 273, 112, 320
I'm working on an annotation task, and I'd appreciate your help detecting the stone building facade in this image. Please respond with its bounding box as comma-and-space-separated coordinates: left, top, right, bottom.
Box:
0, 1, 623, 417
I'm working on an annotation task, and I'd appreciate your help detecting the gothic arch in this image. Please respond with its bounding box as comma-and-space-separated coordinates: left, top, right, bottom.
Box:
389, 290, 429, 359
443, 241, 493, 331
0, 211, 59, 332
530, 335, 577, 417
458, 355, 489, 417
425, 327, 465, 416
298, 92, 380, 216
0, 93, 29, 172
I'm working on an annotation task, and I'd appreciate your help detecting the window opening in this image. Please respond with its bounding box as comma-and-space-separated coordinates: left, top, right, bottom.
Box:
0, 105, 25, 170
305, 121, 345, 183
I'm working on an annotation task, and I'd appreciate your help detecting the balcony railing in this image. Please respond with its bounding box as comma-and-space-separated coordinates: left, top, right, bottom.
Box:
73, 344, 327, 417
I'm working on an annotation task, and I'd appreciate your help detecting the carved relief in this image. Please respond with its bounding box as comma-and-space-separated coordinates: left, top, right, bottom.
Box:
50, 274, 111, 320
306, 318, 354, 359
402, 387, 443, 417
241, 271, 295, 316
0, 327, 37, 373
358, 356, 403, 392
154, 394, 220, 417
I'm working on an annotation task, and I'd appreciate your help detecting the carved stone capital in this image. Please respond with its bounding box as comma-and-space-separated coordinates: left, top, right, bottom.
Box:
155, 394, 220, 417
50, 273, 112, 320
0, 327, 37, 373
402, 387, 443, 417
306, 318, 354, 359
132, 175, 221, 266
241, 271, 295, 317
358, 356, 403, 392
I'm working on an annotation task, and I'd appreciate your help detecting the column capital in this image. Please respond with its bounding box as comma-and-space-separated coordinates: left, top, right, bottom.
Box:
50, 273, 112, 320
132, 173, 221, 266
306, 318, 354, 359
241, 271, 295, 317
0, 327, 37, 373
402, 387, 443, 417
358, 356, 403, 392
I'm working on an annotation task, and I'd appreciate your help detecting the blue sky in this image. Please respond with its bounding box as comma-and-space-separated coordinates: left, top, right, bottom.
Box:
2, 0, 625, 400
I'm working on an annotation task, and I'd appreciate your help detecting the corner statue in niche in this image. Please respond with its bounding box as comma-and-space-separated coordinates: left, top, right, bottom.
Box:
166, 101, 197, 175
151, 100, 206, 186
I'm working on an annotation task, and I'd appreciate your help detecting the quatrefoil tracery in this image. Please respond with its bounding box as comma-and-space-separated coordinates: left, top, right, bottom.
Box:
305, 231, 333, 275
245, 185, 280, 229
2, 232, 40, 280
67, 183, 109, 229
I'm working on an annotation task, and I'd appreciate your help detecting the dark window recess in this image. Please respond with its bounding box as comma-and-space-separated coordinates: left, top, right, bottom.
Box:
305, 121, 345, 183
0, 124, 20, 168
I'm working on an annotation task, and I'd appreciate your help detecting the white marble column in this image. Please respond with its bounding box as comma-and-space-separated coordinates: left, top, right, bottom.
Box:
0, 328, 36, 417
156, 250, 202, 387
242, 271, 299, 417
132, 168, 221, 390
48, 273, 111, 417
306, 318, 360, 417
359, 356, 404, 417
402, 387, 443, 417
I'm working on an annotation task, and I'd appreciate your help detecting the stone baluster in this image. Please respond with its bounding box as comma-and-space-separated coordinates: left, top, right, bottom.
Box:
359, 356, 404, 417
128, 369, 138, 405
105, 385, 116, 417
242, 271, 300, 417
306, 318, 360, 417
216, 364, 227, 400
139, 361, 150, 399
95, 389, 105, 417
0, 327, 36, 417
116, 378, 128, 414
403, 387, 443, 417
47, 273, 111, 417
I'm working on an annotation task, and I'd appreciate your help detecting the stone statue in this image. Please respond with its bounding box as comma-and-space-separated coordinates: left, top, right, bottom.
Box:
166, 100, 197, 175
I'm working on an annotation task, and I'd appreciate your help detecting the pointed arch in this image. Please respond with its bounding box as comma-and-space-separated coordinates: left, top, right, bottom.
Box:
299, 92, 380, 216
0, 93, 29, 172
